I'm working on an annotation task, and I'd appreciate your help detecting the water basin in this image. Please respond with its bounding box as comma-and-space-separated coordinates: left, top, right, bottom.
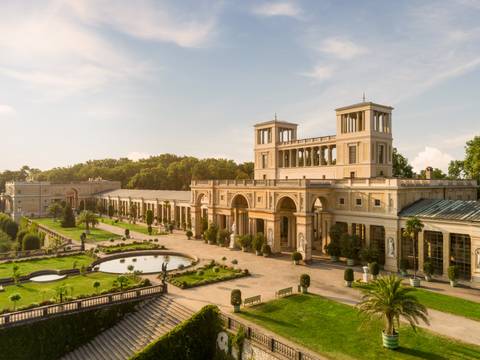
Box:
97, 254, 192, 274
30, 274, 67, 282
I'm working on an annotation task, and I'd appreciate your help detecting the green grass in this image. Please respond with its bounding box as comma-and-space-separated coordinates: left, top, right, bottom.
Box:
99, 241, 166, 254
99, 218, 161, 235
0, 272, 126, 311
409, 287, 480, 322
34, 218, 119, 242
240, 294, 480, 360
172, 267, 237, 287
0, 254, 94, 279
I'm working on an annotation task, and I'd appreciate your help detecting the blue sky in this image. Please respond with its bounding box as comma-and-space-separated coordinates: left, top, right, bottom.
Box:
0, 0, 479, 172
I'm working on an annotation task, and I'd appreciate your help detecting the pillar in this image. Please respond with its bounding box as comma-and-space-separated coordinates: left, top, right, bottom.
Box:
327, 146, 332, 165
418, 231, 424, 274
384, 227, 399, 272
295, 213, 313, 262
192, 206, 202, 238
442, 231, 450, 277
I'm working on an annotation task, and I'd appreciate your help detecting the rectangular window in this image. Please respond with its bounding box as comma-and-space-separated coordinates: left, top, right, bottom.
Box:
348, 145, 357, 164
258, 128, 272, 144
450, 233, 471, 280
378, 144, 385, 164
374, 199, 381, 207
370, 225, 386, 265
261, 154, 268, 168
355, 198, 362, 206
339, 197, 345, 205
424, 231, 443, 275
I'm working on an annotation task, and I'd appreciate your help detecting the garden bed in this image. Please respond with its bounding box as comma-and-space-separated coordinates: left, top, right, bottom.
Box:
34, 218, 120, 242
98, 241, 166, 254
99, 218, 168, 236
168, 262, 249, 289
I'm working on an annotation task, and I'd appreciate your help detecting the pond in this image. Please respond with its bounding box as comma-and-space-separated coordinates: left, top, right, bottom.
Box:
30, 274, 67, 282
97, 254, 193, 274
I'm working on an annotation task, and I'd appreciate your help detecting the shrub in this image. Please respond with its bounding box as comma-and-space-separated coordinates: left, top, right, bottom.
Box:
400, 259, 409, 271
186, 230, 193, 239
147, 225, 153, 235
22, 233, 41, 250
344, 268, 354, 282
360, 246, 379, 264
340, 234, 361, 260
237, 234, 252, 249
423, 261, 434, 276
196, 270, 204, 276
292, 251, 302, 262
368, 262, 380, 276
204, 223, 218, 243
125, 229, 130, 239
261, 243, 271, 256
60, 204, 75, 228
231, 259, 238, 265
448, 265, 459, 281
300, 274, 310, 288
216, 228, 230, 246
252, 232, 265, 252
325, 240, 341, 257
230, 289, 242, 306
213, 266, 220, 273
0, 230, 14, 252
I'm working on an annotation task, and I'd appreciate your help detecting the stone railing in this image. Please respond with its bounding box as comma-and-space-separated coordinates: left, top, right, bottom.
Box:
0, 284, 166, 328
277, 135, 336, 146
221, 313, 320, 360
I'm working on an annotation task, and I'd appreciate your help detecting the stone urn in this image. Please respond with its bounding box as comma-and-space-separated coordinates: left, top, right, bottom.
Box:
345, 280, 352, 287
362, 266, 369, 283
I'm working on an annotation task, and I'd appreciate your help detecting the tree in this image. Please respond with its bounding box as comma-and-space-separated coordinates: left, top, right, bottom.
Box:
48, 202, 63, 222
9, 293, 21, 310
93, 281, 101, 294
108, 204, 115, 218
55, 284, 71, 303
0, 230, 14, 252
448, 160, 465, 179
403, 217, 424, 279
22, 233, 41, 250
146, 209, 154, 227
357, 275, 429, 347
130, 204, 137, 224
77, 210, 99, 234
418, 168, 447, 179
116, 275, 129, 291
464, 136, 480, 183
12, 264, 21, 284
392, 148, 414, 178
61, 204, 76, 228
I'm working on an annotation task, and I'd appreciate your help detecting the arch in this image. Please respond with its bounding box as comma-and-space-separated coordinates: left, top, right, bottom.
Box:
65, 188, 79, 209
230, 193, 250, 209
310, 196, 329, 253
275, 195, 298, 212
194, 192, 209, 207
309, 195, 328, 212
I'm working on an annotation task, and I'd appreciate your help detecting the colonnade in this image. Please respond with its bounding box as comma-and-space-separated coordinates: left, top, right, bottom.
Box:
278, 145, 336, 168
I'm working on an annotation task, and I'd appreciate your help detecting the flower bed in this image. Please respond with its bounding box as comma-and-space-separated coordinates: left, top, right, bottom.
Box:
167, 262, 249, 289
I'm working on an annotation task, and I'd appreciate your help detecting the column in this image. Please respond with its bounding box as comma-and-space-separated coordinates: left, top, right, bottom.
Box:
191, 206, 202, 238
327, 146, 332, 165
442, 231, 450, 277
295, 213, 313, 262
384, 227, 399, 272
418, 231, 424, 274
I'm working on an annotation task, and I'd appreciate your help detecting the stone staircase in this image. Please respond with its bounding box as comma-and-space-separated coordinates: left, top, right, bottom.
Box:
61, 295, 194, 360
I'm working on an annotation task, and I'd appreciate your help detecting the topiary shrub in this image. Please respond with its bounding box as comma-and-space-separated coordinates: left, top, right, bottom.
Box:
261, 243, 271, 257
344, 268, 354, 287
300, 274, 310, 293
186, 230, 193, 240
125, 229, 130, 239
231, 289, 242, 312
448, 265, 459, 282
369, 262, 380, 278
252, 232, 265, 254
22, 233, 41, 250
292, 251, 302, 264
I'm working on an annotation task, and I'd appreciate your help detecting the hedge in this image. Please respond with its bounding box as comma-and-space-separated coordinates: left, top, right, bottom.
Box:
130, 305, 222, 360
0, 301, 141, 360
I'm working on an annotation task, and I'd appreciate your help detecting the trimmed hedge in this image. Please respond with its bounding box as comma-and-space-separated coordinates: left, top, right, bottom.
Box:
98, 242, 166, 254
131, 305, 222, 360
0, 301, 140, 360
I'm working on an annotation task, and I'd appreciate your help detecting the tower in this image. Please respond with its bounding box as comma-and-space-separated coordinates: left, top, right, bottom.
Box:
335, 102, 393, 178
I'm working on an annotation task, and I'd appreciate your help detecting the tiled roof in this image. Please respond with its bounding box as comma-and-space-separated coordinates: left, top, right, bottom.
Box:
94, 189, 191, 203
399, 199, 480, 223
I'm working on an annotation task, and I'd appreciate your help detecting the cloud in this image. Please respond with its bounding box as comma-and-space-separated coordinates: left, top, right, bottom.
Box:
67, 0, 219, 48
252, 1, 301, 18
319, 38, 368, 60
411, 146, 454, 173
301, 65, 334, 81
0, 104, 15, 115
127, 152, 151, 161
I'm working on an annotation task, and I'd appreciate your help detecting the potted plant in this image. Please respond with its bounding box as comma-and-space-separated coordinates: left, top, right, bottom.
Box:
252, 233, 265, 256
292, 251, 302, 265
399, 259, 409, 277
357, 275, 429, 350
360, 246, 379, 265
344, 268, 354, 287
341, 234, 361, 266
448, 265, 459, 287
423, 261, 434, 282
125, 229, 130, 239
261, 244, 271, 257
403, 217, 424, 288
217, 228, 230, 247
185, 230, 193, 240
231, 289, 242, 313
369, 261, 380, 281
300, 274, 310, 294
325, 241, 341, 261
238, 235, 252, 252
205, 224, 218, 245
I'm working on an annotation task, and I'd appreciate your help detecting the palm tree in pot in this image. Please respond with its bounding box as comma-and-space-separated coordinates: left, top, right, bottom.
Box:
403, 217, 424, 287
423, 261, 434, 282
357, 275, 429, 349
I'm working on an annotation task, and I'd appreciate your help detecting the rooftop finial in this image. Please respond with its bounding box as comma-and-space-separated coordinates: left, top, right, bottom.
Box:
362, 92, 366, 102
274, 112, 277, 121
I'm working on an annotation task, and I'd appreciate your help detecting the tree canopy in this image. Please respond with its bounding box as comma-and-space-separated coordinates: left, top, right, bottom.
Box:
392, 148, 414, 178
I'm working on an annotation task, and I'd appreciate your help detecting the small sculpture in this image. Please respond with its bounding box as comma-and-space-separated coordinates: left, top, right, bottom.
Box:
387, 237, 395, 258
229, 222, 236, 249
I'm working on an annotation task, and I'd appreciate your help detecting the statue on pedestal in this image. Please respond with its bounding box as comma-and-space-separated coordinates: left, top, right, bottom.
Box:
229, 222, 236, 249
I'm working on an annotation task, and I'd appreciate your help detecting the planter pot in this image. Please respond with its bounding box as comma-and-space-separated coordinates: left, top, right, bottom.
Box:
424, 274, 432, 282
208, 240, 215, 245
242, 247, 248, 252
345, 280, 352, 287
301, 286, 308, 294
233, 305, 240, 313
255, 251, 262, 256
346, 259, 355, 266
293, 260, 299, 265
263, 253, 270, 258
330, 256, 338, 262
371, 275, 378, 281
400, 270, 408, 277
382, 331, 399, 349
450, 280, 457, 287
410, 277, 421, 287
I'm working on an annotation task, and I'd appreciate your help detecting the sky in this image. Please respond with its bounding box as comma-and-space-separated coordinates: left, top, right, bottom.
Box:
0, 0, 479, 173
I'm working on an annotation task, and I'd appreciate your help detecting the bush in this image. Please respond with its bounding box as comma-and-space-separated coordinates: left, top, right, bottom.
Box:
368, 262, 380, 276
0, 214, 19, 240
216, 228, 230, 246
400, 259, 409, 271
423, 261, 434, 276
60, 204, 75, 228
230, 289, 242, 306
0, 230, 14, 252
360, 246, 379, 264
292, 251, 302, 262
344, 268, 354, 282
131, 305, 222, 360
231, 259, 238, 265
204, 224, 219, 243
252, 232, 265, 252
325, 240, 341, 257
213, 266, 220, 273
22, 233, 41, 250
448, 265, 459, 281
340, 234, 361, 260
125, 229, 130, 238
261, 243, 271, 256
237, 234, 252, 249
300, 274, 310, 288
186, 230, 193, 239
147, 225, 153, 235
196, 270, 204, 276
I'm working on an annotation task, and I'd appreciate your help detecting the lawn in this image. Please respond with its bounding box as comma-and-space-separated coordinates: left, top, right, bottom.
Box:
99, 241, 166, 254
240, 294, 480, 360
35, 218, 119, 242
409, 287, 480, 322
0, 254, 94, 279
168, 264, 247, 288
0, 272, 126, 311
99, 218, 162, 235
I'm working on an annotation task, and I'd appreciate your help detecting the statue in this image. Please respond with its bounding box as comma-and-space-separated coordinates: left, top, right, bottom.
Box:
476, 248, 480, 269
229, 222, 236, 249
267, 228, 273, 246
387, 237, 395, 258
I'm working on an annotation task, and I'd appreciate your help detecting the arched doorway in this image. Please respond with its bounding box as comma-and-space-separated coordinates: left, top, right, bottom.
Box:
311, 197, 328, 253
276, 196, 297, 250
66, 188, 79, 209
231, 194, 249, 236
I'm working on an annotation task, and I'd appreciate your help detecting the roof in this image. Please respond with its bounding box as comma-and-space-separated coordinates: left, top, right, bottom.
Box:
94, 189, 191, 203
335, 101, 394, 112
399, 199, 480, 223
254, 120, 298, 128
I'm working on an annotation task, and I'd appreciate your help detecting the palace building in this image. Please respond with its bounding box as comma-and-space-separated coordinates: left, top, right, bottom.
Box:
1, 101, 479, 285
